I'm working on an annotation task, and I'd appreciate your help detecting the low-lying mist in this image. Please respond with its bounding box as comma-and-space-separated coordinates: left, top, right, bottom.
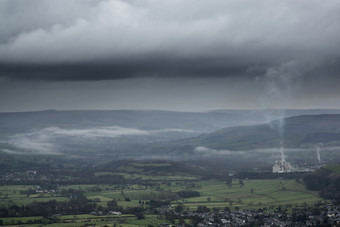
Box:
1, 126, 198, 155
193, 145, 340, 166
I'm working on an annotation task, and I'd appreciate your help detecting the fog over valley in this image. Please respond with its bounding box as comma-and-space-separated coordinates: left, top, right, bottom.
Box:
1, 110, 340, 169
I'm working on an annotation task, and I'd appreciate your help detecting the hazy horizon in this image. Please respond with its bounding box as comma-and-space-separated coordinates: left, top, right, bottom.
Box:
2, 107, 340, 114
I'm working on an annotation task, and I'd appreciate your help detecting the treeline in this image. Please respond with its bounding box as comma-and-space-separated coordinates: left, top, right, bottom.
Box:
0, 198, 171, 219
303, 167, 340, 203
0, 189, 95, 217
1, 172, 126, 186
235, 171, 305, 180
71, 174, 126, 185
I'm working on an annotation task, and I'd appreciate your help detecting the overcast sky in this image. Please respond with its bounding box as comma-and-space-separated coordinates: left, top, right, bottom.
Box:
1, 0, 340, 112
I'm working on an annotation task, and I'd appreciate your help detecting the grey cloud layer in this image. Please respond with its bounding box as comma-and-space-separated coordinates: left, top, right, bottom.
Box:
1, 0, 340, 80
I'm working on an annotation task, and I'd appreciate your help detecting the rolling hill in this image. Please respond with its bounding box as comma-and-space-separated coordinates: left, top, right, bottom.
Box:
133, 114, 340, 167
182, 114, 340, 150
1, 110, 340, 168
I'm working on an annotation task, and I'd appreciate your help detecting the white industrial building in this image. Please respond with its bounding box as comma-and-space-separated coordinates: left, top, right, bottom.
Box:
273, 145, 292, 173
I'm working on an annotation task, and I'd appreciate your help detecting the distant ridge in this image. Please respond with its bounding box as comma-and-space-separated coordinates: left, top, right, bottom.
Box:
156, 114, 340, 151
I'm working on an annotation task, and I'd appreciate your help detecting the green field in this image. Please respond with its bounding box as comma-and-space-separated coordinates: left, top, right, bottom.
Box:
0, 214, 180, 227
0, 168, 328, 226
0, 178, 324, 211
0, 185, 68, 207
174, 179, 323, 210
323, 164, 340, 174
94, 172, 198, 181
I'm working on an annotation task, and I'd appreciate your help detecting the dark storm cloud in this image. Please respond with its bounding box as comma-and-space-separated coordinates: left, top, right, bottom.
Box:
0, 57, 252, 80
1, 0, 340, 80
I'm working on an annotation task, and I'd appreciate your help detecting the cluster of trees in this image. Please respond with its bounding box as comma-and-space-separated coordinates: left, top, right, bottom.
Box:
303, 168, 340, 203
1, 169, 127, 186
0, 216, 58, 226
236, 171, 305, 180
0, 190, 95, 217
176, 190, 200, 198
0, 194, 175, 219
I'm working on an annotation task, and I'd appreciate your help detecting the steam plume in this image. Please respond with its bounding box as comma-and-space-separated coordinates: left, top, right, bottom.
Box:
280, 141, 285, 163
258, 61, 306, 161
262, 61, 303, 135
315, 143, 322, 163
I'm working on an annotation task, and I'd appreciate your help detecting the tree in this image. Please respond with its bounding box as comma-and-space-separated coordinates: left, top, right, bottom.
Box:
175, 204, 184, 213
224, 207, 231, 213
107, 200, 118, 210
311, 207, 321, 215
196, 205, 210, 213
239, 179, 244, 187
136, 213, 145, 220
226, 178, 232, 188
212, 207, 220, 213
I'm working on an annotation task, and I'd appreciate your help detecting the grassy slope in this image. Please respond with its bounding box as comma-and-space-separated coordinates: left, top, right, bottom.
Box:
323, 163, 340, 174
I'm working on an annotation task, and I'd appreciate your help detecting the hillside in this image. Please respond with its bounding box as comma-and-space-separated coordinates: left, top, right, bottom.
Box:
157, 114, 340, 149
0, 109, 261, 134
133, 114, 340, 168
1, 111, 340, 168
303, 163, 340, 203
1, 109, 340, 134
187, 114, 340, 150
0, 109, 266, 156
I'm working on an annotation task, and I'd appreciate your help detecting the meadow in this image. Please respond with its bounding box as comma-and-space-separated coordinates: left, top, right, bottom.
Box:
0, 176, 325, 226
0, 160, 330, 226
0, 185, 68, 207
70, 178, 324, 210
0, 214, 173, 227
